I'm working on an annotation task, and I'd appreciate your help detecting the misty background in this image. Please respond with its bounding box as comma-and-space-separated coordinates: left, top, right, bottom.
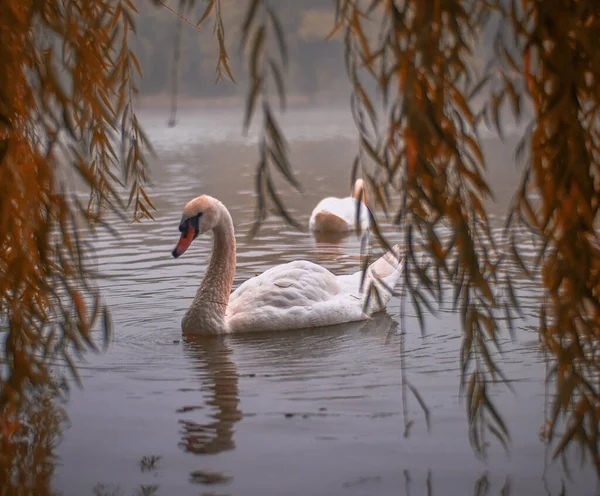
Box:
133, 0, 498, 106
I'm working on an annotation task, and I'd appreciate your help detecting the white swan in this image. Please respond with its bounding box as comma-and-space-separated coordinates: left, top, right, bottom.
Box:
309, 179, 371, 233
172, 195, 403, 334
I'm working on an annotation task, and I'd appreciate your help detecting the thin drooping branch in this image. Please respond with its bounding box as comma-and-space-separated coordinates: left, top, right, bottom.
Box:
168, 0, 185, 127
240, 0, 302, 237
331, 0, 508, 456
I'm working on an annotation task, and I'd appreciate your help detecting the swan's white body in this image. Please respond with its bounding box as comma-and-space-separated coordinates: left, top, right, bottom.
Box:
309, 179, 371, 233
173, 195, 402, 334
309, 197, 371, 232
226, 255, 401, 332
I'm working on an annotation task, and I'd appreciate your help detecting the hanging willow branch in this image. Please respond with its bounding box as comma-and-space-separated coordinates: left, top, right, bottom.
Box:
167, 0, 185, 128
0, 0, 156, 413
196, 0, 235, 82
239, 0, 302, 237
158, 0, 235, 127
118, 1, 156, 223
330, 0, 509, 455
493, 0, 600, 472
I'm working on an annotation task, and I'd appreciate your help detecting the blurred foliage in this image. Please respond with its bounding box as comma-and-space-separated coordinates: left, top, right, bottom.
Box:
0, 0, 153, 414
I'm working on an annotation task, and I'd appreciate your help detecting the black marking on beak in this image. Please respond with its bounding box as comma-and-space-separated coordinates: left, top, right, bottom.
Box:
178, 213, 202, 238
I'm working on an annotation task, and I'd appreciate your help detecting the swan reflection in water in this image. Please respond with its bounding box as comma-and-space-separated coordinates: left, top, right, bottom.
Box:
311, 229, 354, 245
179, 334, 242, 455
177, 313, 398, 457
175, 314, 575, 495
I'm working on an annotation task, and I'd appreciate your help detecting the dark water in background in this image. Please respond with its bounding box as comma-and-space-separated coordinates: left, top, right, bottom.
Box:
49, 107, 598, 495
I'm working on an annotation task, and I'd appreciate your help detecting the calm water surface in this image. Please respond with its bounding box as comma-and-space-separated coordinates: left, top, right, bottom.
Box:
51, 107, 598, 495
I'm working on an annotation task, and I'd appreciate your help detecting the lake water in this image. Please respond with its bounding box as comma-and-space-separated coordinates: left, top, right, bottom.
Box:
42, 107, 598, 495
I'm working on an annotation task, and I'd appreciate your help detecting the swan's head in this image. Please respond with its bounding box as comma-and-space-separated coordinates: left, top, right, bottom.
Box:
172, 195, 220, 258
352, 179, 367, 203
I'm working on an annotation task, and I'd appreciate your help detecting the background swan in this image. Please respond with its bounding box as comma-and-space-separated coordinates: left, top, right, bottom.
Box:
309, 178, 371, 233
172, 195, 403, 334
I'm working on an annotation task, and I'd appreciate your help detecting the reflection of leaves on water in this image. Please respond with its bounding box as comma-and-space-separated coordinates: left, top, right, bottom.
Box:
92, 483, 159, 496
176, 405, 203, 413
139, 455, 161, 473
92, 483, 124, 496
342, 475, 382, 488
473, 473, 489, 496
0, 385, 66, 496
426, 470, 432, 496
135, 485, 159, 496
189, 469, 232, 485
404, 469, 411, 495
401, 471, 517, 496
395, 311, 431, 439
92, 456, 163, 496
178, 336, 242, 456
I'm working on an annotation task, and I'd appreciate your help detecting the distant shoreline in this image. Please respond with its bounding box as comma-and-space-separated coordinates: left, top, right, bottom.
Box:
135, 93, 323, 110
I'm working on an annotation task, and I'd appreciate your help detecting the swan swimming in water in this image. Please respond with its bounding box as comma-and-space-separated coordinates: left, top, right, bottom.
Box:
172, 194, 403, 334
309, 178, 371, 233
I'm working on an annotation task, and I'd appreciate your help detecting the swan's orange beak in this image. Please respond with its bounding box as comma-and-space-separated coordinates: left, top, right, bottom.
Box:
172, 223, 194, 258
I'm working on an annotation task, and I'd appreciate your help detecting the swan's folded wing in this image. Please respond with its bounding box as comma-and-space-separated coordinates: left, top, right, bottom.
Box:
337, 244, 403, 315
368, 244, 403, 286
226, 260, 356, 331
225, 251, 401, 332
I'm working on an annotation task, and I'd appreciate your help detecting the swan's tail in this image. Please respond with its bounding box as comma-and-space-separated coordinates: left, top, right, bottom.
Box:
363, 244, 403, 314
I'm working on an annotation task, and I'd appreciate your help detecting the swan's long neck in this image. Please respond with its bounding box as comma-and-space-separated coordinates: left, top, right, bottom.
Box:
352, 179, 367, 204
186, 203, 236, 332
